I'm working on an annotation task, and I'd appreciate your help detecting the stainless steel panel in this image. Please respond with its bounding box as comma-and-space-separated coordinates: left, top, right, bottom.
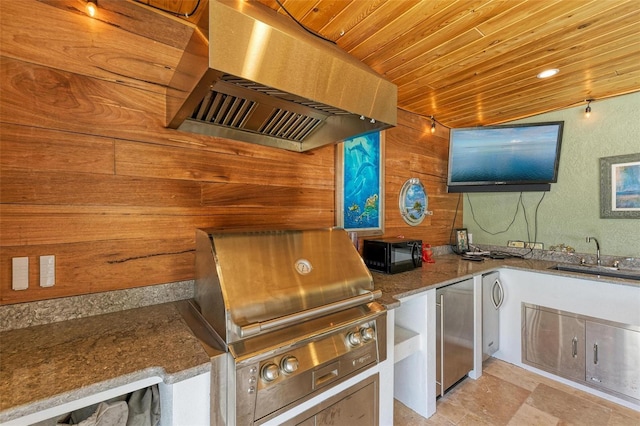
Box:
194, 231, 227, 344
482, 272, 501, 360
279, 374, 378, 426
586, 320, 640, 400
229, 304, 385, 363
522, 304, 585, 382
522, 304, 640, 404
550, 263, 640, 281
208, 0, 396, 124
436, 279, 474, 396
174, 300, 228, 425
238, 290, 381, 338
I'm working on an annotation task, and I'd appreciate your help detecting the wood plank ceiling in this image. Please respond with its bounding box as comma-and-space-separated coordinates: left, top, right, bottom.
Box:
141, 0, 640, 129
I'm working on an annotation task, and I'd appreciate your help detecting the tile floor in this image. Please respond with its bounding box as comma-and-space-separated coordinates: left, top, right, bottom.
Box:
393, 358, 640, 425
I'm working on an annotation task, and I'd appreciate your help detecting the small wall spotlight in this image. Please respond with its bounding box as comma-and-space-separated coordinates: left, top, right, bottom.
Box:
585, 99, 593, 118
430, 116, 436, 134
86, 0, 98, 18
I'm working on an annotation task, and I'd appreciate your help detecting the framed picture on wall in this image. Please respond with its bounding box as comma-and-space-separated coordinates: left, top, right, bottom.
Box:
336, 132, 384, 235
600, 153, 640, 219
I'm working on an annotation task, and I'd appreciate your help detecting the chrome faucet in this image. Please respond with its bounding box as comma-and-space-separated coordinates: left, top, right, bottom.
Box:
586, 237, 601, 266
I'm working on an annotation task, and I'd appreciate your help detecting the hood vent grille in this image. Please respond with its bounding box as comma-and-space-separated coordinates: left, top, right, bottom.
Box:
188, 75, 340, 142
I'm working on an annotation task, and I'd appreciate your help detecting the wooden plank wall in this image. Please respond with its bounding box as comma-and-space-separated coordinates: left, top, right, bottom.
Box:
384, 110, 461, 243
0, 0, 460, 305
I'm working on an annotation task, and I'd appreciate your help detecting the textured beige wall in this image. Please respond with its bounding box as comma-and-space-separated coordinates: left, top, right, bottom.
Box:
462, 91, 640, 258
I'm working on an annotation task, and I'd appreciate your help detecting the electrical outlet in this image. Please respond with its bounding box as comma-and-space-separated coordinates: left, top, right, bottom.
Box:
525, 242, 544, 250
507, 240, 543, 249
507, 240, 525, 248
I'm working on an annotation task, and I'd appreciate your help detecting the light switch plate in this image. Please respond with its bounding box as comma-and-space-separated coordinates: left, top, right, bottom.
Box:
40, 255, 55, 287
12, 257, 29, 290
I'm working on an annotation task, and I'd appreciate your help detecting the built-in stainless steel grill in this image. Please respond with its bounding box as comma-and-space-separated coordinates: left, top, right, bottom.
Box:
192, 228, 386, 425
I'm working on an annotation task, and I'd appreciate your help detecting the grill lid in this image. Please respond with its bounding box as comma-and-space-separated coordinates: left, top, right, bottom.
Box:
195, 228, 376, 344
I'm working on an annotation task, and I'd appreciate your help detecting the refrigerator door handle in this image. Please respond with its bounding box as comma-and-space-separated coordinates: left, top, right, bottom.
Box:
492, 278, 504, 309
439, 293, 445, 397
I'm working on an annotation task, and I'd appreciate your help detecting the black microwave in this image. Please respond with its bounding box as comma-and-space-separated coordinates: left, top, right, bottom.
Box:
362, 238, 422, 274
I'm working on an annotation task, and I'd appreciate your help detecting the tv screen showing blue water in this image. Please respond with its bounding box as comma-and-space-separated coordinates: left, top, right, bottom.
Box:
449, 123, 562, 184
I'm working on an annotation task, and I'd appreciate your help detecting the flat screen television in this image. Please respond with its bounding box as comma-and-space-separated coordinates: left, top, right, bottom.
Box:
447, 121, 564, 193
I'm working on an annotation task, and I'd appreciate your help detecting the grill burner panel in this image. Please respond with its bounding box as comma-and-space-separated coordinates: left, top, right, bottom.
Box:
235, 317, 384, 424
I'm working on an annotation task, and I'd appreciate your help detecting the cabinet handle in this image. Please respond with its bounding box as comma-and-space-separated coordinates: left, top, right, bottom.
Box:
439, 293, 445, 397
572, 337, 578, 358
411, 243, 420, 266
492, 279, 504, 309
593, 343, 598, 364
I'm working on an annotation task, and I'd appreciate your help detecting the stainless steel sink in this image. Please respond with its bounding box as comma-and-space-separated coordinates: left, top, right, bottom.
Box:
549, 264, 640, 281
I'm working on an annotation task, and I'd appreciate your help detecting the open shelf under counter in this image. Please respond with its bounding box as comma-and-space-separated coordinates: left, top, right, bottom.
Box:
394, 325, 421, 364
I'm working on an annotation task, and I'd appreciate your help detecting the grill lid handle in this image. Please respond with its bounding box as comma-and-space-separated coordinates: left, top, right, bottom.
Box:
239, 290, 382, 338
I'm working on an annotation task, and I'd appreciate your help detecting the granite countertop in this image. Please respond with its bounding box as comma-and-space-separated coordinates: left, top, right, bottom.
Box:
372, 253, 640, 308
0, 302, 212, 424
2, 254, 638, 423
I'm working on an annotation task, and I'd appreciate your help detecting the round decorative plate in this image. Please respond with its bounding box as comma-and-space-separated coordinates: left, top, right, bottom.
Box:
399, 178, 428, 226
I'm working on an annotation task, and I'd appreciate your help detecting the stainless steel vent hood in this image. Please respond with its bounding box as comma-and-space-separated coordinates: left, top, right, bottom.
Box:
166, 0, 397, 152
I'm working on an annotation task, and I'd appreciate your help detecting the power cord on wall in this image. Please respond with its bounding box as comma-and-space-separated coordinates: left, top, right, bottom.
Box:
466, 192, 547, 258
137, 0, 201, 18
523, 192, 546, 258
466, 192, 522, 235
449, 193, 463, 254
274, 0, 337, 44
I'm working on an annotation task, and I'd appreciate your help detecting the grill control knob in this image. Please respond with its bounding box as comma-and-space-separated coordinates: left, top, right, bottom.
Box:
280, 356, 299, 374
347, 331, 362, 347
361, 327, 375, 342
261, 363, 279, 382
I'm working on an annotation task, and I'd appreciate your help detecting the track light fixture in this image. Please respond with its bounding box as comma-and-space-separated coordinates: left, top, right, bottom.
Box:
585, 99, 593, 118
430, 116, 436, 134
85, 0, 97, 17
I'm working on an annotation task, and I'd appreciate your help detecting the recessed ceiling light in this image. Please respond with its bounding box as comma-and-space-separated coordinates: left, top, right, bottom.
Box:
537, 68, 559, 79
